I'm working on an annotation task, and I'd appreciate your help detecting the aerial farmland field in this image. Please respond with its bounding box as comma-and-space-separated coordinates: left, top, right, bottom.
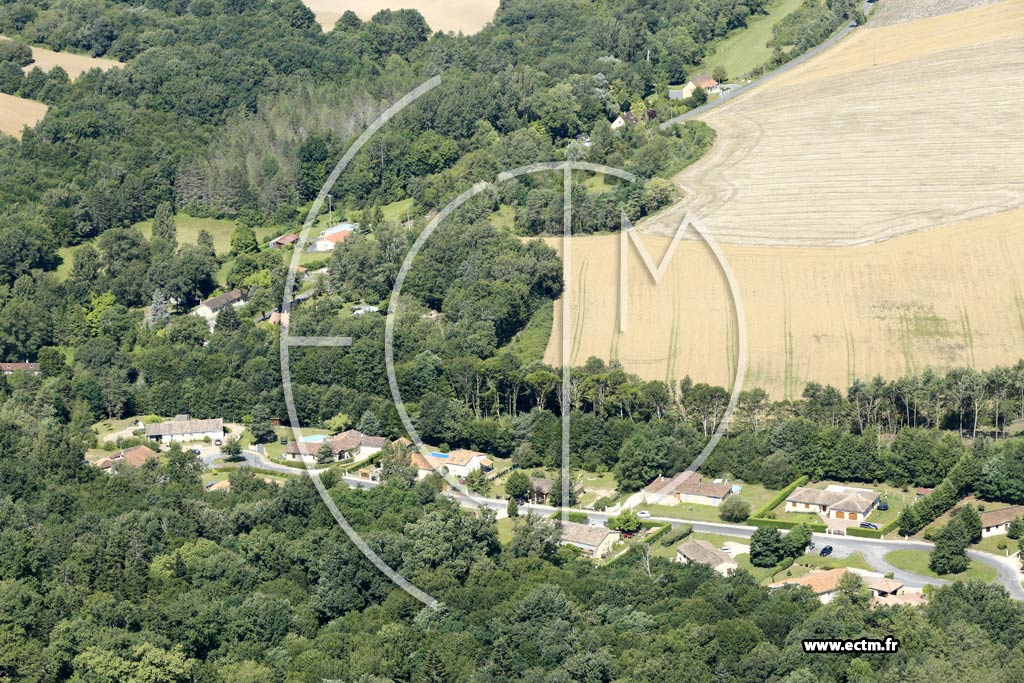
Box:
545, 1, 1024, 398
0, 91, 47, 138
0, 36, 122, 79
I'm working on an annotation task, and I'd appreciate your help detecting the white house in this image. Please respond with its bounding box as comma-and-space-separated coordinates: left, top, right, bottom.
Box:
559, 522, 619, 559
328, 429, 388, 462
610, 111, 638, 130
145, 415, 224, 444
670, 74, 720, 100
980, 506, 1024, 537
410, 448, 493, 480
676, 539, 737, 576
312, 223, 356, 252
784, 485, 879, 522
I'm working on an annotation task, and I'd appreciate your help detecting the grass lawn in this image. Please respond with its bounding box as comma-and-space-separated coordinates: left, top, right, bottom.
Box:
497, 517, 517, 544
798, 551, 873, 572
261, 426, 334, 459
703, 0, 804, 79
885, 549, 997, 583
500, 301, 554, 365
350, 198, 416, 224
919, 496, 1019, 539
972, 534, 1019, 557
584, 173, 612, 193
55, 214, 239, 279
489, 204, 515, 230
637, 481, 779, 523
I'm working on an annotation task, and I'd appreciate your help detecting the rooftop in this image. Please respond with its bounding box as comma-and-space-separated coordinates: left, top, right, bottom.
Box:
677, 539, 735, 567
144, 417, 223, 437
770, 568, 848, 594
787, 486, 879, 514
980, 505, 1024, 528
560, 521, 614, 547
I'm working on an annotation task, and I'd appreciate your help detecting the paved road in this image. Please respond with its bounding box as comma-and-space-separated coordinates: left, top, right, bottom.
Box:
660, 0, 874, 129
199, 446, 324, 477
241, 468, 1023, 599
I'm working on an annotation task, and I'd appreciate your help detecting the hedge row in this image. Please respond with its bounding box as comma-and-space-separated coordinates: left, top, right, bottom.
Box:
643, 522, 673, 544
748, 517, 826, 533
844, 526, 882, 539
879, 519, 900, 536
750, 475, 810, 519
660, 524, 694, 547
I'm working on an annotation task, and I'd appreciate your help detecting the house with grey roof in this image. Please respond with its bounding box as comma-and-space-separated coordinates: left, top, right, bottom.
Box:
145, 415, 224, 444
676, 539, 737, 576
558, 521, 619, 559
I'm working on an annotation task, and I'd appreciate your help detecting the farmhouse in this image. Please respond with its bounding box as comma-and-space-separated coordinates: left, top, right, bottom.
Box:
980, 506, 1024, 537
670, 74, 720, 100
675, 539, 737, 576
784, 485, 879, 521
558, 521, 619, 559
145, 415, 224, 444
640, 471, 734, 507
328, 429, 388, 462
193, 290, 245, 327
269, 233, 299, 249
0, 362, 40, 375
312, 223, 356, 252
94, 444, 160, 471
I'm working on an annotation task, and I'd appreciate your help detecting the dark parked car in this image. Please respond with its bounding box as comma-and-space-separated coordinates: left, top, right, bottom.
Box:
279, 437, 288, 445
877, 501, 889, 511
860, 522, 879, 530
819, 545, 833, 557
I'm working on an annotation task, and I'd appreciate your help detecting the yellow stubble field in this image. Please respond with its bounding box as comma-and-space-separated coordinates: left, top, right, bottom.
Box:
543, 209, 1024, 398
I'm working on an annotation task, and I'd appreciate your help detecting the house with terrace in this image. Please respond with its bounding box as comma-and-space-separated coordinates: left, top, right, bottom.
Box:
784, 485, 879, 522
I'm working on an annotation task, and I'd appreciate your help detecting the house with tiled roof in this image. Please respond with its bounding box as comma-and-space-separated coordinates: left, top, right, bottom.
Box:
312, 223, 357, 252
1, 362, 40, 375
410, 448, 493, 480
145, 416, 224, 444
769, 568, 849, 603
268, 233, 299, 249
559, 521, 619, 559
94, 444, 160, 471
327, 429, 387, 462
980, 506, 1024, 537
785, 485, 879, 522
676, 539, 737, 576
639, 471, 734, 507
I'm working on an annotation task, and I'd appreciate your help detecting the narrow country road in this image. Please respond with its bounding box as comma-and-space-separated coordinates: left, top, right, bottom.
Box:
660, 0, 875, 128
207, 464, 1022, 600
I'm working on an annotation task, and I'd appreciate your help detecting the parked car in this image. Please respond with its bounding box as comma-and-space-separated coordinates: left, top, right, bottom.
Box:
214, 439, 222, 446
860, 522, 879, 530
819, 545, 833, 557
877, 501, 889, 511
190, 447, 201, 455
279, 437, 288, 445
807, 541, 815, 551
637, 511, 651, 519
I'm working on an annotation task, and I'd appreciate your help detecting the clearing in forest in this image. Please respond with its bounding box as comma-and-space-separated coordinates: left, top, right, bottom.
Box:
0, 36, 123, 79
302, 0, 498, 33
0, 91, 47, 138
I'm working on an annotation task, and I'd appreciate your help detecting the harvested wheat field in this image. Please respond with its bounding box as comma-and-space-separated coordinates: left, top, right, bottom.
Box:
0, 92, 47, 138
644, 1, 1024, 246
544, 209, 1024, 398
0, 37, 122, 79
303, 0, 498, 33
